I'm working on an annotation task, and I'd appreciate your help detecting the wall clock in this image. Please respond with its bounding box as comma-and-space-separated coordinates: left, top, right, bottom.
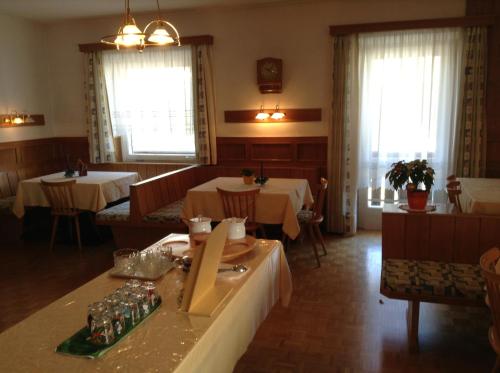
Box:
257, 58, 282, 94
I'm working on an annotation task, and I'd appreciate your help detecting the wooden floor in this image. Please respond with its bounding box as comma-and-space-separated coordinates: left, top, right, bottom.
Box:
0, 230, 494, 372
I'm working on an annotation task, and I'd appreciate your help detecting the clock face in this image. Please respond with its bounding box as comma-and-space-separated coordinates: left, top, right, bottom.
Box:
260, 61, 279, 81
257, 58, 282, 93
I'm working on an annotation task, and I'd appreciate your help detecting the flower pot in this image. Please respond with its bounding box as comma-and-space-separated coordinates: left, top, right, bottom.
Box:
243, 175, 254, 185
407, 190, 429, 210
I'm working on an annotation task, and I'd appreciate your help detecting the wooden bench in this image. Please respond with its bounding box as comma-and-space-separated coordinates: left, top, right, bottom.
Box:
96, 165, 199, 249
381, 203, 500, 352
96, 163, 325, 249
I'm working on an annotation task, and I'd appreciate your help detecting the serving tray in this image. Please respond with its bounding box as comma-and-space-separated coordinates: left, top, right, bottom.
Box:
56, 297, 162, 359
183, 235, 257, 262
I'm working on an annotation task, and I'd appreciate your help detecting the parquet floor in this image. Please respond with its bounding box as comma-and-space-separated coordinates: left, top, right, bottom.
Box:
0, 230, 495, 372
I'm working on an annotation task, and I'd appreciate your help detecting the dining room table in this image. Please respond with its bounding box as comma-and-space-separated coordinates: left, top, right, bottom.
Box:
0, 234, 292, 373
182, 177, 314, 240
12, 171, 140, 218
458, 177, 500, 215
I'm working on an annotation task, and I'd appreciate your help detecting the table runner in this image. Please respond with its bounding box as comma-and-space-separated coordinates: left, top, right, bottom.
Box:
0, 238, 292, 373
13, 171, 140, 218
458, 177, 500, 215
182, 177, 314, 239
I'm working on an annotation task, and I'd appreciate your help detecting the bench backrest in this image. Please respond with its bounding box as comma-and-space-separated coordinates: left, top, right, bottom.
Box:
129, 165, 199, 223
382, 209, 500, 264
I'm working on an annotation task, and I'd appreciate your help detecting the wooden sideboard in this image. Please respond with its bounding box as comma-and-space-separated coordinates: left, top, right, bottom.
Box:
382, 203, 500, 264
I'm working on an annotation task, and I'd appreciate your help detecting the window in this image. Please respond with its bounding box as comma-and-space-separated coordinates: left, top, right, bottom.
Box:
102, 46, 195, 161
357, 28, 463, 209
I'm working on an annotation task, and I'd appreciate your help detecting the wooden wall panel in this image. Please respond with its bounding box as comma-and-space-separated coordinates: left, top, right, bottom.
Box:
0, 137, 90, 197
217, 137, 327, 169
250, 143, 293, 161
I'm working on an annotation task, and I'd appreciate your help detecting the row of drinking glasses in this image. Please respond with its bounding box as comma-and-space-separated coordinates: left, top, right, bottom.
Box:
87, 279, 159, 346
114, 246, 175, 276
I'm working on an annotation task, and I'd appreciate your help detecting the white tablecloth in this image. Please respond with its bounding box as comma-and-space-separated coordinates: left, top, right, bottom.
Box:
13, 171, 140, 218
182, 177, 314, 239
458, 177, 500, 215
0, 237, 292, 373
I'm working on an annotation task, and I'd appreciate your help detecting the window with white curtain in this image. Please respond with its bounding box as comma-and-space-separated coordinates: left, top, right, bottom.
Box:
357, 28, 463, 210
102, 46, 194, 161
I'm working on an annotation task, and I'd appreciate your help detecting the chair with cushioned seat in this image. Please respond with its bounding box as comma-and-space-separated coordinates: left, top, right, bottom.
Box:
480, 248, 500, 373
41, 179, 82, 251
217, 187, 265, 238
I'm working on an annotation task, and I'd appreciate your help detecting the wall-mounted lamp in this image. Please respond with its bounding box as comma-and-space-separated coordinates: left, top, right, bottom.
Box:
3, 111, 34, 125
0, 112, 45, 128
255, 105, 286, 121
255, 106, 270, 120
270, 105, 286, 120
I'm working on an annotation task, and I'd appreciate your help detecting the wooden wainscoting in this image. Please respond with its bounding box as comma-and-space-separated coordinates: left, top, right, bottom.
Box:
88, 162, 189, 181
0, 137, 89, 197
216, 136, 327, 168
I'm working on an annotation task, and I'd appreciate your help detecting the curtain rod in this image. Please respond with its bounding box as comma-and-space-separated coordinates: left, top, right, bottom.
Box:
329, 15, 495, 36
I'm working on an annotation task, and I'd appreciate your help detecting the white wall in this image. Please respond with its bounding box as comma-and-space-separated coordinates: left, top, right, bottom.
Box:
0, 14, 53, 142
46, 0, 464, 138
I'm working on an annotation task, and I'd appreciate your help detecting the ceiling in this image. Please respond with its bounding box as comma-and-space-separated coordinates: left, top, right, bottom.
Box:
0, 0, 297, 22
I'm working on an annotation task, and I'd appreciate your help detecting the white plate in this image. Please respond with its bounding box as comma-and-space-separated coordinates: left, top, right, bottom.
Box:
398, 204, 436, 213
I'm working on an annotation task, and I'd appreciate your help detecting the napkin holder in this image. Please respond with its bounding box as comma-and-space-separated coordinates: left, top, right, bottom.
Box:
180, 221, 232, 317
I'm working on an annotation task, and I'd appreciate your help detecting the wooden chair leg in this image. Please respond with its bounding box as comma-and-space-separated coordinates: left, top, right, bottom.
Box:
407, 300, 420, 353
74, 215, 82, 251
307, 224, 321, 267
49, 215, 59, 251
313, 224, 327, 256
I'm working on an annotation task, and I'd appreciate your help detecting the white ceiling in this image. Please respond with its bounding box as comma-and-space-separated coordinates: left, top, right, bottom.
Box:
0, 0, 297, 22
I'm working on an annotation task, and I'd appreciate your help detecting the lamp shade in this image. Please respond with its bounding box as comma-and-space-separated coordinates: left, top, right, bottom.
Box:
148, 27, 174, 44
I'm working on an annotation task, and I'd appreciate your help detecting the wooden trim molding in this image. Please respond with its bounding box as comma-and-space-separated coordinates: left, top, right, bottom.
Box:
224, 108, 322, 123
78, 34, 214, 53
0, 114, 45, 128
330, 15, 495, 35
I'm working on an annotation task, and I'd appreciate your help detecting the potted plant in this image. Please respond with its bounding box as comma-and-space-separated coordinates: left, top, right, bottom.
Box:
241, 168, 255, 185
385, 159, 435, 210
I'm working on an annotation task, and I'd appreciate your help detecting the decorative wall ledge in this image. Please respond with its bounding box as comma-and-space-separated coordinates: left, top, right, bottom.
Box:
224, 108, 321, 123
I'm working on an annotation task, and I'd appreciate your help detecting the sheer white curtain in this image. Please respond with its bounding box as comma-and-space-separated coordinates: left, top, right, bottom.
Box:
357, 28, 463, 199
102, 46, 194, 160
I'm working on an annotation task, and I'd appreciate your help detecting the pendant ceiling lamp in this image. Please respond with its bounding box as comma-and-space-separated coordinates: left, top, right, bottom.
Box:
101, 0, 180, 52
143, 0, 181, 46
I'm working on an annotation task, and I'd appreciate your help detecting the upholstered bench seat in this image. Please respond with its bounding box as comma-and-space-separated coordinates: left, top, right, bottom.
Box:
0, 196, 16, 215
381, 258, 485, 302
96, 201, 130, 223
142, 199, 184, 224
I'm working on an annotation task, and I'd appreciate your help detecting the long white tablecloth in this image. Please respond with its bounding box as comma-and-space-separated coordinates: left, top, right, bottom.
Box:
13, 171, 140, 218
182, 177, 314, 239
0, 237, 292, 372
458, 177, 500, 215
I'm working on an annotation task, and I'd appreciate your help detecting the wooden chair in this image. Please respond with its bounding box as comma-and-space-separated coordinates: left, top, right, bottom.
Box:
216, 187, 266, 238
446, 180, 463, 213
480, 248, 500, 373
296, 177, 328, 267
40, 179, 82, 251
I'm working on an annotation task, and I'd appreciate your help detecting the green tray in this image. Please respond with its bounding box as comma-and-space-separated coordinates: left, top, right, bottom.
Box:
56, 297, 162, 359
